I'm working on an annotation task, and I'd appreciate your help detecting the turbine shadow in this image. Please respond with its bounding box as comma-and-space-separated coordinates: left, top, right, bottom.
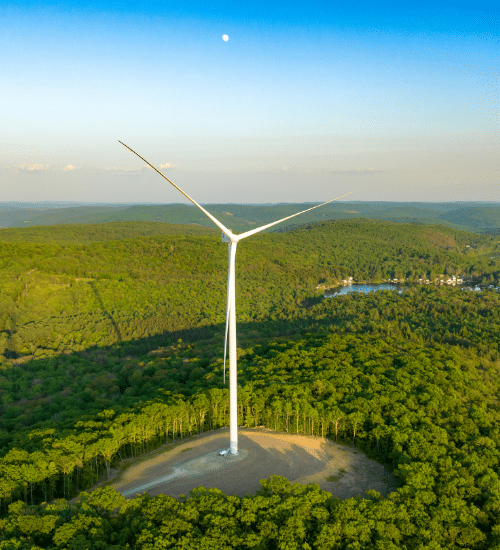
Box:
89, 281, 123, 343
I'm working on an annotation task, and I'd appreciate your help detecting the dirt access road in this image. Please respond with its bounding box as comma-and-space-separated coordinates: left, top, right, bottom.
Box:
112, 427, 397, 500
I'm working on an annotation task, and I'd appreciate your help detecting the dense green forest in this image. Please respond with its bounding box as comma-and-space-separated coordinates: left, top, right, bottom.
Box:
1, 219, 500, 548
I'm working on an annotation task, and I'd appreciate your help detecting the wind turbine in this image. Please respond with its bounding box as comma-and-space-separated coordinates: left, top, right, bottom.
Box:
119, 141, 352, 455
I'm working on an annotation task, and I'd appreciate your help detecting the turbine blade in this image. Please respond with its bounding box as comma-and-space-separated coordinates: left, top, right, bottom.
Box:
222, 243, 234, 385
223, 303, 229, 385
235, 191, 353, 241
223, 265, 231, 385
119, 141, 233, 238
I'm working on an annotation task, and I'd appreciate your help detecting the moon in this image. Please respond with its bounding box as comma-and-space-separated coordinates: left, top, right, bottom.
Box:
222, 34, 229, 41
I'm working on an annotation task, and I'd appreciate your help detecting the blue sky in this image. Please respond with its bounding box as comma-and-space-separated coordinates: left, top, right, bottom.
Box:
1, 0, 498, 203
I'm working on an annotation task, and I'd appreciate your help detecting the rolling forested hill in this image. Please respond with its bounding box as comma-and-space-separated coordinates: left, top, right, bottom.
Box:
439, 206, 500, 231
1, 219, 500, 549
0, 218, 497, 370
2, 200, 500, 234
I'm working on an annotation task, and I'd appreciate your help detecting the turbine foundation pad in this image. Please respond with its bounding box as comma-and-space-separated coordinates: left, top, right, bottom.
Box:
113, 427, 396, 500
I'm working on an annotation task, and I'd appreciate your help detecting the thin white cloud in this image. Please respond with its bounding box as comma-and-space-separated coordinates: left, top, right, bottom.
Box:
320, 168, 389, 174
102, 166, 143, 172
17, 163, 52, 171
263, 166, 388, 175
63, 165, 77, 171
101, 163, 177, 172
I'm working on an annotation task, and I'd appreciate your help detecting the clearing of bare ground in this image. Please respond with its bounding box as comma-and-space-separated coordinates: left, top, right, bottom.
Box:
110, 427, 397, 500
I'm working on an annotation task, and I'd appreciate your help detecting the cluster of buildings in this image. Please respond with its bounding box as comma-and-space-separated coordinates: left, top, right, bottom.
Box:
417, 275, 463, 285
340, 275, 465, 285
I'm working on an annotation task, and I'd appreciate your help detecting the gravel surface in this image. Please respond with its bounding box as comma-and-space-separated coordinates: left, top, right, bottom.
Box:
113, 427, 397, 500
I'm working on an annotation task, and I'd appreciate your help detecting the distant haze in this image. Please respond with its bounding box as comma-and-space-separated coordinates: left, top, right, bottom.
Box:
1, 201, 500, 235
1, 0, 498, 203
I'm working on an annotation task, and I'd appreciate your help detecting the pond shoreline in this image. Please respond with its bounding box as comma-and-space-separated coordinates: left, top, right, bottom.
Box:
322, 280, 499, 297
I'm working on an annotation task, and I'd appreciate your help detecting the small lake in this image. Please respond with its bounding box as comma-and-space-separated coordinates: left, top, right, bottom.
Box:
325, 283, 496, 297
325, 283, 405, 297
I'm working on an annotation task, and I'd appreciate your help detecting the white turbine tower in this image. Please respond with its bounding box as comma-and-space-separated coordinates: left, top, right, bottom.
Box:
119, 141, 352, 455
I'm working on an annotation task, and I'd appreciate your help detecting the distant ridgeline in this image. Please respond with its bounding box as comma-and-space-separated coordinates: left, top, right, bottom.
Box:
1, 200, 500, 234
0, 219, 499, 548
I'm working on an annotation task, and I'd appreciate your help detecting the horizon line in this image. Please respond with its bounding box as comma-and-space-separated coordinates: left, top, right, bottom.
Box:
2, 199, 500, 207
